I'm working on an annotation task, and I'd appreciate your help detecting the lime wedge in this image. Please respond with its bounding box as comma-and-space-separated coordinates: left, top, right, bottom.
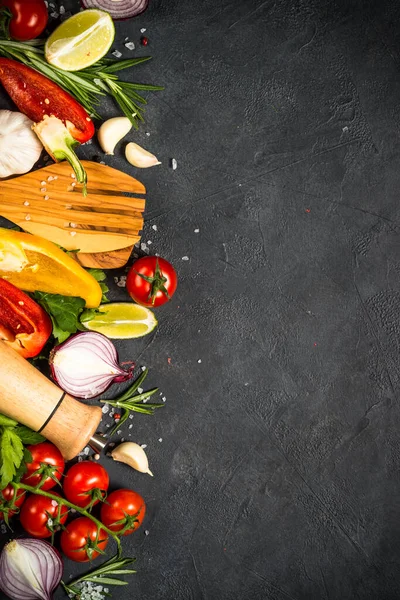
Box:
82, 302, 157, 339
45, 9, 115, 71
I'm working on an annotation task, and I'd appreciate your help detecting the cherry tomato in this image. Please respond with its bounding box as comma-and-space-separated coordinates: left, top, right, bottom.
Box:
60, 516, 108, 562
21, 442, 65, 490
20, 492, 68, 538
0, 484, 25, 521
1, 0, 48, 41
63, 461, 109, 508
100, 489, 146, 536
126, 256, 178, 307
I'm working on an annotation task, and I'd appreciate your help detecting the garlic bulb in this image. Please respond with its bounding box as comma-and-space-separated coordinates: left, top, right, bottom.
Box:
0, 111, 42, 178
111, 442, 153, 476
125, 142, 161, 168
97, 117, 132, 155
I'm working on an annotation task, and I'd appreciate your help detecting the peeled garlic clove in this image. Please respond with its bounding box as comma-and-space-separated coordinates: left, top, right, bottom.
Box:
98, 117, 132, 155
125, 142, 161, 168
111, 442, 153, 476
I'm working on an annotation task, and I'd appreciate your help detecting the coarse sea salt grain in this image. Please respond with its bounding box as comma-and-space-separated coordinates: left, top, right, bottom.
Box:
59, 5, 65, 14
23, 201, 29, 206
125, 42, 135, 50
141, 444, 147, 449
129, 424, 133, 429
152, 224, 158, 231
198, 359, 202, 363
182, 256, 189, 261
137, 387, 143, 394
158, 438, 163, 442
194, 228, 200, 233
102, 404, 109, 414
145, 529, 149, 536
112, 50, 122, 58
171, 158, 178, 170
140, 28, 147, 33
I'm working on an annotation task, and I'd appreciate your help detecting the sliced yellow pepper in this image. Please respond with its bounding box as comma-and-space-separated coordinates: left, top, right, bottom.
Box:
0, 229, 102, 308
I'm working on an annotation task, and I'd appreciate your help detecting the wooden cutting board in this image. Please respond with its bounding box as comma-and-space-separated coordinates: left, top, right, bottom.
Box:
0, 161, 146, 269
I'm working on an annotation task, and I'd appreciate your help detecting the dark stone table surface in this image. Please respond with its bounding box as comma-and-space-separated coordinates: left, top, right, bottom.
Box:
2, 0, 400, 598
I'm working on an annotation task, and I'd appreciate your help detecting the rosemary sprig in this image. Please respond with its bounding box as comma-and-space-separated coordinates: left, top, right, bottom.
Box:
102, 368, 164, 438
0, 39, 163, 126
61, 554, 137, 597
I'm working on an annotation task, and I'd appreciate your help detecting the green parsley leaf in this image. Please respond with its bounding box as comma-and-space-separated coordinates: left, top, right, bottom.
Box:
0, 428, 24, 489
13, 426, 45, 445
0, 415, 18, 428
87, 269, 109, 304
13, 448, 32, 482
33, 292, 86, 344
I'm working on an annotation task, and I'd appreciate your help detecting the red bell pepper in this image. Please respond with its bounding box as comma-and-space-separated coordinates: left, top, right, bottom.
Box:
0, 278, 52, 358
0, 58, 94, 188
0, 58, 94, 143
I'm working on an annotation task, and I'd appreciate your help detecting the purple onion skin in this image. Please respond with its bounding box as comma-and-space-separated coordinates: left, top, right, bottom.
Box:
79, 0, 149, 20
49, 332, 135, 399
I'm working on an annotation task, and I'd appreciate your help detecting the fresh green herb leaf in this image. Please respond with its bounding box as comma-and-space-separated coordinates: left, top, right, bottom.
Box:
13, 426, 45, 445
33, 292, 86, 344
87, 269, 109, 303
13, 448, 32, 482
0, 415, 18, 428
0, 428, 24, 489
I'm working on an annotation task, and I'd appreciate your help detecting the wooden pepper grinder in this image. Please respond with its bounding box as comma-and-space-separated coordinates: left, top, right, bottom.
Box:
0, 341, 103, 460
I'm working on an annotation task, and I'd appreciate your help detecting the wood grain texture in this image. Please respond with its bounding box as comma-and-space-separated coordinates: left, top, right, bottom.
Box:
0, 161, 146, 258
0, 341, 101, 460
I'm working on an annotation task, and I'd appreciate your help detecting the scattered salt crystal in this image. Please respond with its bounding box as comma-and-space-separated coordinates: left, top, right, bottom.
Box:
182, 256, 189, 261
102, 404, 109, 414
129, 424, 133, 429
70, 173, 76, 179
50, 12, 59, 18
143, 398, 148, 403
44, 195, 49, 200
100, 161, 106, 165
116, 275, 127, 288
198, 359, 202, 363
41, 180, 46, 185
141, 28, 147, 33
47, 518, 53, 526
158, 438, 163, 442
125, 42, 135, 50
25, 214, 31, 221
117, 430, 122, 435
40, 188, 46, 192
129, 414, 134, 419
59, 5, 65, 14
146, 132, 151, 136
147, 240, 152, 245
83, 446, 90, 455
145, 529, 149, 536
23, 201, 29, 206
51, 500, 58, 506
141, 444, 147, 449
162, 396, 166, 402
171, 158, 178, 170
70, 231, 77, 237
70, 222, 77, 228
112, 50, 122, 58
141, 365, 146, 371
121, 438, 125, 442
47, 175, 54, 181
125, 37, 129, 41
342, 126, 349, 132
108, 442, 115, 448
78, 456, 83, 462
194, 228, 200, 233
137, 387, 143, 394
152, 224, 158, 231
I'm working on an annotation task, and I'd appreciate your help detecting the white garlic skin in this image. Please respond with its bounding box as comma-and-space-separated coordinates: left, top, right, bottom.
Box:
0, 111, 42, 178
111, 441, 153, 476
97, 117, 132, 155
125, 142, 161, 168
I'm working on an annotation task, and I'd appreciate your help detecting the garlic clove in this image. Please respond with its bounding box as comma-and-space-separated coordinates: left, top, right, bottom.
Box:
111, 441, 153, 476
97, 117, 132, 155
125, 142, 161, 168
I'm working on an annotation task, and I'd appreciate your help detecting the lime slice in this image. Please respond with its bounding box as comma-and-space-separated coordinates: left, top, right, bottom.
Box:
82, 302, 157, 339
45, 9, 115, 71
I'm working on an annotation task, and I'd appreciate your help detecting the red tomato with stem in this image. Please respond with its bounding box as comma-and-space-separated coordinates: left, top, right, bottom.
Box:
126, 256, 178, 307
0, 484, 25, 521
21, 442, 65, 490
1, 0, 48, 41
63, 461, 109, 508
100, 489, 146, 535
20, 492, 68, 538
60, 517, 108, 562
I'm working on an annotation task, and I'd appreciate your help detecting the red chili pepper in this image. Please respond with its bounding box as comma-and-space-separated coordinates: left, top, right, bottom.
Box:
0, 58, 94, 143
0, 279, 52, 358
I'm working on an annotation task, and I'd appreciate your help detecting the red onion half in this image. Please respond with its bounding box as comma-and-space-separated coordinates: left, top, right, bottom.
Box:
0, 538, 63, 600
80, 0, 149, 20
49, 332, 135, 399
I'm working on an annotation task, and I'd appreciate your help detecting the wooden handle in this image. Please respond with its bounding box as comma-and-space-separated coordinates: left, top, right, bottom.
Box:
0, 342, 102, 460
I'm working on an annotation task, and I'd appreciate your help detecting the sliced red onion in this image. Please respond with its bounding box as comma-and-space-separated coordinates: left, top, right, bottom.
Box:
0, 538, 62, 600
49, 332, 135, 399
80, 0, 149, 20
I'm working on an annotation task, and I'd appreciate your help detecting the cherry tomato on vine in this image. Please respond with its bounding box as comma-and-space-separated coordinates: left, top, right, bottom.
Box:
63, 461, 109, 508
21, 442, 65, 491
60, 517, 109, 562
0, 0, 48, 41
100, 489, 146, 535
126, 256, 178, 307
0, 484, 25, 521
20, 492, 68, 538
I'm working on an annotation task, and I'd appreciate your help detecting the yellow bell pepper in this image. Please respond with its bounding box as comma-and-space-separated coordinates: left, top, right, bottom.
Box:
0, 229, 102, 308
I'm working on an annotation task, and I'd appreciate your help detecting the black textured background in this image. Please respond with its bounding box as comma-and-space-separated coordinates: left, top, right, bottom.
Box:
2, 0, 400, 598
